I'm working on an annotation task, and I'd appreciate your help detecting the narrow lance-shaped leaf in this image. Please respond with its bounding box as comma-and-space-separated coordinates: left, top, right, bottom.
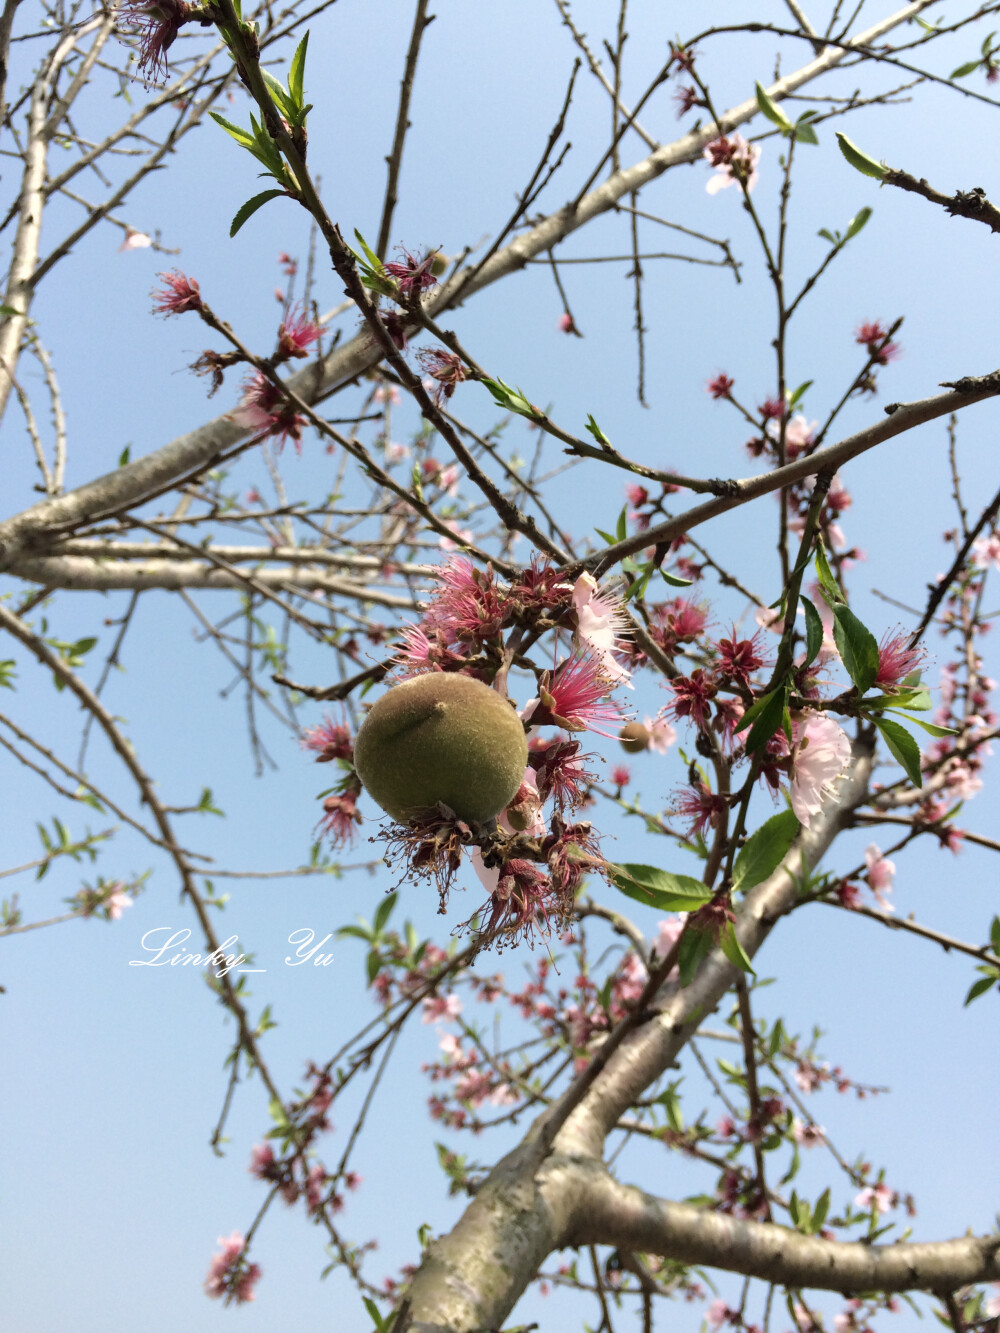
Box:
887, 712, 957, 738
209, 110, 255, 148
372, 890, 397, 936
230, 189, 287, 238
801, 596, 824, 667
288, 31, 309, 107
585, 414, 612, 447
740, 684, 788, 755
814, 541, 844, 606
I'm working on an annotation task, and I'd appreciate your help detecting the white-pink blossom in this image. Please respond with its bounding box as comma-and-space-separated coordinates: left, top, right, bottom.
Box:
972, 533, 1000, 571
855, 1182, 894, 1214
490, 1081, 519, 1106
106, 886, 132, 920
792, 1118, 826, 1147
706, 1298, 733, 1327
864, 843, 895, 910
438, 1031, 462, 1060
704, 133, 760, 194
616, 950, 647, 1002
439, 521, 473, 551
119, 227, 152, 251
647, 716, 677, 753
438, 464, 461, 496
422, 993, 462, 1023
789, 713, 852, 826
652, 917, 683, 975
755, 604, 783, 634
571, 572, 633, 687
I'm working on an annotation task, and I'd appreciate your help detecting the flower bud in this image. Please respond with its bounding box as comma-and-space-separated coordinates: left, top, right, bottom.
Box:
618, 721, 650, 753
353, 673, 528, 825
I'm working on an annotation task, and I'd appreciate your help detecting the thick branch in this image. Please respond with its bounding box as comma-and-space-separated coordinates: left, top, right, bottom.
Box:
403, 739, 876, 1330
6, 553, 419, 607
562, 1160, 1000, 1293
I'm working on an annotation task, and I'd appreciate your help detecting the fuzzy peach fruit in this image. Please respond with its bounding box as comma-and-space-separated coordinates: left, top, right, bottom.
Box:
353, 673, 528, 825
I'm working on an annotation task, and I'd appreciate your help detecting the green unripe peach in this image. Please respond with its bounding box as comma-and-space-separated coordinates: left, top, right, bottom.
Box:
618, 721, 650, 753
353, 673, 528, 825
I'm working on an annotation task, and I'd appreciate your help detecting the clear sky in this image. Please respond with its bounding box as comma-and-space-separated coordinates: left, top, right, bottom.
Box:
2, 3, 999, 1331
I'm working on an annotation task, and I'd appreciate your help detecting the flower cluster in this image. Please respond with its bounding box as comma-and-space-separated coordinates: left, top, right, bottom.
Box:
204, 1232, 261, 1305
703, 133, 761, 194
232, 372, 308, 451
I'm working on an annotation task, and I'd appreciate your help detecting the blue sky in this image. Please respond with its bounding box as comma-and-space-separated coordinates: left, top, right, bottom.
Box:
2, 3, 999, 1330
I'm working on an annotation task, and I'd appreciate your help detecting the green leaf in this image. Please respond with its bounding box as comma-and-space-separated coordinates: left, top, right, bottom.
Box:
813, 1187, 831, 1231
365, 949, 381, 986
363, 1295, 388, 1331
615, 506, 628, 542
964, 973, 998, 1005
886, 711, 956, 738
788, 380, 813, 409
288, 31, 309, 106
353, 229, 383, 271
230, 189, 287, 237
845, 205, 873, 239
677, 925, 712, 987
118, 445, 131, 467
873, 716, 923, 787
656, 1082, 684, 1132
607, 863, 713, 913
990, 915, 1000, 956
814, 541, 844, 606
0, 303, 23, 317
480, 376, 541, 421
792, 117, 819, 146
373, 891, 397, 936
739, 685, 788, 755
951, 60, 982, 78
832, 605, 879, 694
719, 922, 755, 975
732, 810, 800, 893
781, 1141, 801, 1184
817, 228, 836, 243
335, 923, 372, 942
801, 596, 823, 667
756, 81, 793, 131
209, 110, 255, 148
261, 68, 295, 121
862, 684, 930, 712
585, 414, 612, 447
659, 568, 693, 588
835, 131, 888, 181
